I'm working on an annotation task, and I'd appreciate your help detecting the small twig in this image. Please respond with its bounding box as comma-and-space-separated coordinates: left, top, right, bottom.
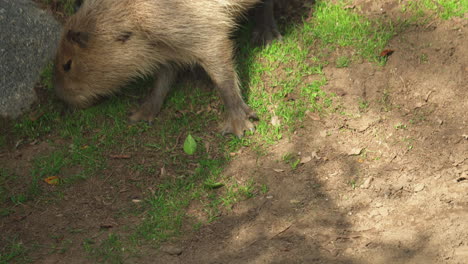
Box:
169, 132, 184, 152
270, 223, 293, 239
399, 76, 407, 90
109, 154, 131, 159
425, 90, 433, 102
425, 20, 437, 29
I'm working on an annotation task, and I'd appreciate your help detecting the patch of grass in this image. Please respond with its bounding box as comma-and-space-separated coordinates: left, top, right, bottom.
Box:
282, 152, 301, 170
303, 1, 396, 62
402, 0, 468, 20
336, 56, 351, 68
40, 0, 78, 15
394, 123, 408, 130
379, 89, 392, 112
220, 178, 256, 207
419, 53, 429, 63
0, 169, 26, 214
358, 99, 370, 112
349, 179, 358, 189
402, 137, 415, 150
134, 154, 258, 242
0, 236, 30, 264
83, 234, 128, 264
6, 142, 106, 206
40, 63, 54, 91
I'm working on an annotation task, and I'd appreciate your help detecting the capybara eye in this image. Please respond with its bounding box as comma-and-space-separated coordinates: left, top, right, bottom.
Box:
116, 31, 133, 43
63, 59, 72, 72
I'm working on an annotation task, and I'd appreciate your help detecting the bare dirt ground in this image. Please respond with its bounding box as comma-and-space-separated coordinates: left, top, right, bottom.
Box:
1, 0, 467, 263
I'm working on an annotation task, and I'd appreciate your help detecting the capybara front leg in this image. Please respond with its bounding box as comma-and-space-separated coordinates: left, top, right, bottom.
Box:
129, 65, 177, 124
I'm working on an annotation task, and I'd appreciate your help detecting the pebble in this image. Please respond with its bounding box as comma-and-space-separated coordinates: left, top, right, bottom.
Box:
290, 199, 301, 204
378, 208, 389, 217
348, 147, 363, 156
161, 245, 183, 256
360, 177, 373, 189
413, 183, 425, 192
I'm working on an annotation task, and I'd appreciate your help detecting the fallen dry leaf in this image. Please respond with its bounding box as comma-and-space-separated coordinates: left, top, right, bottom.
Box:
29, 110, 44, 122
380, 49, 395, 57
44, 176, 60, 185
311, 151, 321, 160
273, 169, 285, 173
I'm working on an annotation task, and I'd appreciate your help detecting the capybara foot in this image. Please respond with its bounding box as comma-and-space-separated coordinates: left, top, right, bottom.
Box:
251, 26, 282, 46
129, 107, 157, 124
222, 108, 258, 138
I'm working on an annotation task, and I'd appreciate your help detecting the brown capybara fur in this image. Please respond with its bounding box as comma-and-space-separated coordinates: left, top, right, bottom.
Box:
54, 0, 265, 137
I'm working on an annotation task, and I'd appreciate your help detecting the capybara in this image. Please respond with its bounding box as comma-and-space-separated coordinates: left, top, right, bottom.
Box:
54, 0, 281, 137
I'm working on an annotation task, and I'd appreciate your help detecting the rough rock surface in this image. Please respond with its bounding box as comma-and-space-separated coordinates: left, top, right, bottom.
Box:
0, 0, 60, 118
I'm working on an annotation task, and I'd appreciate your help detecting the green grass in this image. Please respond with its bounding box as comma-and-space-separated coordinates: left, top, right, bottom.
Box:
402, 0, 468, 20
40, 0, 78, 15
303, 1, 396, 62
1, 0, 401, 262
134, 155, 258, 242
83, 234, 128, 264
358, 99, 370, 112
0, 236, 30, 264
0, 169, 25, 215
282, 152, 301, 170
336, 56, 351, 68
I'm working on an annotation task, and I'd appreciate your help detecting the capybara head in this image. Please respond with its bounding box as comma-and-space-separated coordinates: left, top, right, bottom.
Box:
54, 0, 158, 108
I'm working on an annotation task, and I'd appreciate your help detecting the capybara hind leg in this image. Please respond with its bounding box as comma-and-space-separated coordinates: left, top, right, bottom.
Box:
200, 42, 257, 137
129, 66, 177, 123
252, 0, 282, 45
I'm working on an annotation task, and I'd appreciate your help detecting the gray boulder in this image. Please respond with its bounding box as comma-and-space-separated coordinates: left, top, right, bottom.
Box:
0, 0, 61, 118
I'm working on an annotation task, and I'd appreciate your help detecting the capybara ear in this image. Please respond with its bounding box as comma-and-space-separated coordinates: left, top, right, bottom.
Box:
116, 31, 133, 43
66, 30, 89, 48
